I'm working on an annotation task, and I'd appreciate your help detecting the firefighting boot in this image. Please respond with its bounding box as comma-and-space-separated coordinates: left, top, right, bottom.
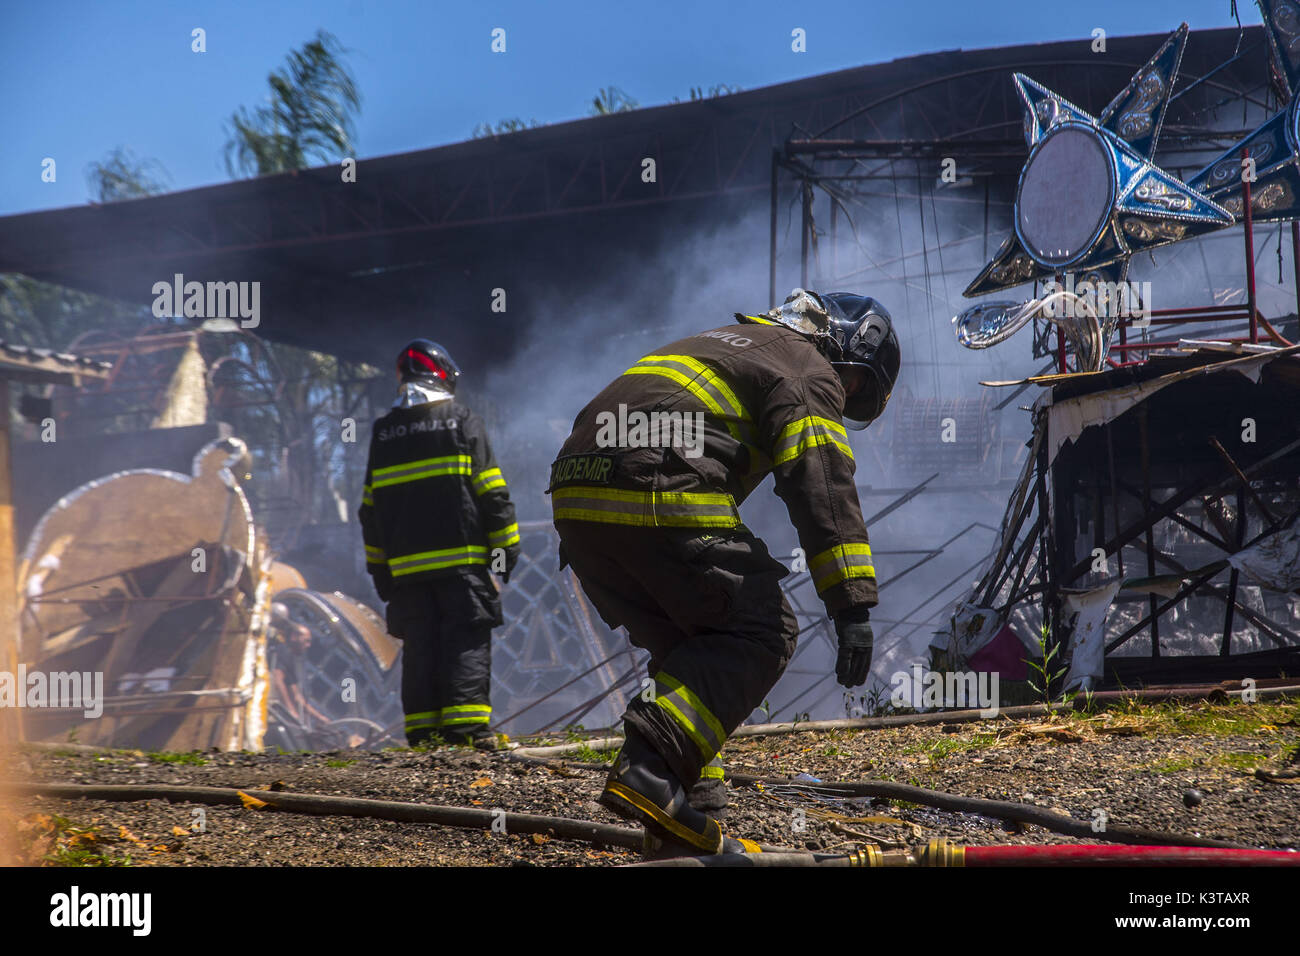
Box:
689, 758, 729, 824
599, 730, 757, 856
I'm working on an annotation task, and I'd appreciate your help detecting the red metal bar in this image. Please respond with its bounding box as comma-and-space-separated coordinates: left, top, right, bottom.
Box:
1109, 337, 1259, 351
1124, 315, 1251, 325
1146, 303, 1251, 315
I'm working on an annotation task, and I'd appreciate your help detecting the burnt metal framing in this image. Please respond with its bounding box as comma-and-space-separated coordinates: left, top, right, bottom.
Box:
967, 361, 1300, 693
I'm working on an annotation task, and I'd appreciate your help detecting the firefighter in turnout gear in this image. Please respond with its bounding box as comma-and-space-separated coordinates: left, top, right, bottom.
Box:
550, 290, 900, 855
359, 340, 521, 751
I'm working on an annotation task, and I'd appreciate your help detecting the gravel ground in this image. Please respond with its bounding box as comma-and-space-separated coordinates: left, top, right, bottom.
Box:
5, 696, 1299, 866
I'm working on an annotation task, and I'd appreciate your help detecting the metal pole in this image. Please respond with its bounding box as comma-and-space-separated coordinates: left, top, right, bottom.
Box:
1106, 423, 1125, 577
1291, 221, 1300, 321
1220, 487, 1246, 656
769, 149, 779, 308
830, 194, 838, 284
1035, 412, 1058, 678
1139, 406, 1159, 658
1242, 147, 1259, 343
800, 180, 812, 290
1054, 273, 1067, 372
982, 177, 990, 262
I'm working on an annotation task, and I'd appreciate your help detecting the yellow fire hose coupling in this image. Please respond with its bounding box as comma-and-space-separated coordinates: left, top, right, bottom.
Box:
852, 839, 966, 867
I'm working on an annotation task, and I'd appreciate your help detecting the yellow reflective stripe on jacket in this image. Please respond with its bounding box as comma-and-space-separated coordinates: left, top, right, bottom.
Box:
773, 416, 854, 466
625, 355, 749, 422
487, 523, 520, 547
625, 354, 756, 431
389, 545, 489, 576
440, 704, 491, 726
809, 542, 876, 592
621, 354, 771, 470
364, 544, 386, 564
362, 484, 374, 507
372, 454, 472, 489
654, 671, 726, 759
472, 467, 506, 495
551, 486, 740, 528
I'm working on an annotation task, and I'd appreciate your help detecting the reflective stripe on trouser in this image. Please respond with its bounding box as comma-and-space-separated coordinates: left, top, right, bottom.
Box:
653, 671, 726, 762
391, 578, 495, 746
809, 542, 876, 594
405, 710, 441, 734
689, 755, 728, 814
404, 705, 492, 733
440, 703, 491, 727
553, 520, 797, 791
551, 486, 741, 528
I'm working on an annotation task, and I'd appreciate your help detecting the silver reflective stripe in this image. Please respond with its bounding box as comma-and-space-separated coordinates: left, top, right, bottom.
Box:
654, 671, 726, 759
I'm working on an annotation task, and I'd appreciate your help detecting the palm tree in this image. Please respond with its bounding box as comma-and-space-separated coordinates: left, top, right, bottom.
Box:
85, 147, 171, 202
223, 30, 361, 177
589, 87, 638, 115
471, 117, 540, 138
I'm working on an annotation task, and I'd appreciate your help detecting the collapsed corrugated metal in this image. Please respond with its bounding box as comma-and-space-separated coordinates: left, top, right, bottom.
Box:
18, 438, 271, 750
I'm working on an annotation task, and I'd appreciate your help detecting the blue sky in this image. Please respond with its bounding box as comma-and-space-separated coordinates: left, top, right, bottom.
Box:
2, 0, 1246, 215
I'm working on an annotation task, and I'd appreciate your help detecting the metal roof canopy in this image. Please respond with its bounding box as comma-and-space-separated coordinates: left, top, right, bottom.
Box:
0, 27, 1264, 369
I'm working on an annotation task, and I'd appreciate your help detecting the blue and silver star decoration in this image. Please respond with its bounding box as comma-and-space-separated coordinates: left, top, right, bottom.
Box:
963, 23, 1235, 300
1188, 1, 1300, 222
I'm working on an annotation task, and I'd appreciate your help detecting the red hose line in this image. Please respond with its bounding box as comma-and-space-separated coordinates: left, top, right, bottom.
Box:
966, 845, 1299, 866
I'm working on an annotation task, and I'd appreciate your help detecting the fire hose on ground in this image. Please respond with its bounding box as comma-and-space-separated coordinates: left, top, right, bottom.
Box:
725, 774, 1249, 848
15, 685, 1298, 864
10, 781, 647, 851
15, 763, 1280, 861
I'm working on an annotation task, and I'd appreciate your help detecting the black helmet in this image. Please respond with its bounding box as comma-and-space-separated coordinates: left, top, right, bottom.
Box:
818, 293, 900, 428
396, 339, 460, 392
751, 290, 900, 430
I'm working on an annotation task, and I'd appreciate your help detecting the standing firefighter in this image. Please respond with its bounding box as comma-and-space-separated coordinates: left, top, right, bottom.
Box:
359, 340, 520, 751
550, 290, 900, 855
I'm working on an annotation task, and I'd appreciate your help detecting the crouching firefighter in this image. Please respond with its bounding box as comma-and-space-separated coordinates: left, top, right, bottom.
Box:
359, 340, 521, 751
550, 290, 901, 855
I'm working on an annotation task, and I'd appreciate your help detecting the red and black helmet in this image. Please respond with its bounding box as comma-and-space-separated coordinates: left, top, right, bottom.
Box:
396, 339, 460, 391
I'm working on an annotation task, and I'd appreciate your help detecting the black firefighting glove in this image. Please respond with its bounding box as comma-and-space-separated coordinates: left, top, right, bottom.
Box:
833, 605, 874, 688
498, 546, 520, 585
